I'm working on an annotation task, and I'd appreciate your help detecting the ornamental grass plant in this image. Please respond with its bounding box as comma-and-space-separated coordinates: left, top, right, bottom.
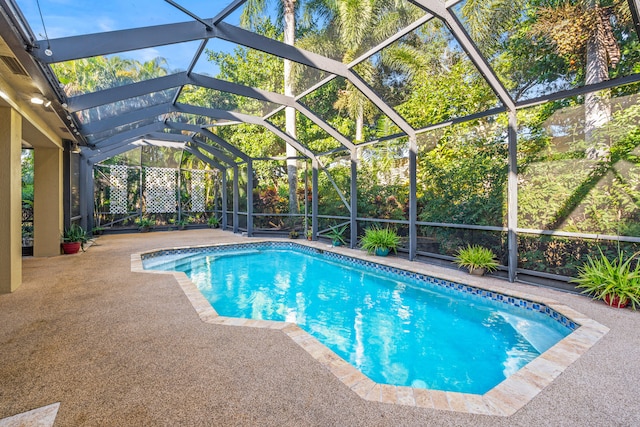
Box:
571, 249, 640, 309
360, 227, 401, 255
454, 244, 499, 273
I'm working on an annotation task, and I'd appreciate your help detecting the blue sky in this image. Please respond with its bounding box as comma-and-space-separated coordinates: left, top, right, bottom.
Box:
14, 0, 249, 72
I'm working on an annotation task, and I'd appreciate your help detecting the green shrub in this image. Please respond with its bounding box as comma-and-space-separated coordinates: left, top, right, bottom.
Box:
454, 245, 499, 273
571, 249, 640, 310
62, 224, 91, 251
326, 225, 347, 246
207, 216, 220, 228
360, 227, 401, 255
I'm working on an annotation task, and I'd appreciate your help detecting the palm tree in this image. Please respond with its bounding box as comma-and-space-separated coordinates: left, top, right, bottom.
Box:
530, 0, 632, 157
300, 0, 422, 141
53, 56, 169, 124
241, 0, 301, 214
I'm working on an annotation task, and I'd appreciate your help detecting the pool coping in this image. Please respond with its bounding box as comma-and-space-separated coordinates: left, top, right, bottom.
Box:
131, 239, 609, 417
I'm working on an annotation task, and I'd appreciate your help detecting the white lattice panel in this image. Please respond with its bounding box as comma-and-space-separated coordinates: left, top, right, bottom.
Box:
109, 165, 128, 214
191, 170, 206, 212
145, 167, 177, 213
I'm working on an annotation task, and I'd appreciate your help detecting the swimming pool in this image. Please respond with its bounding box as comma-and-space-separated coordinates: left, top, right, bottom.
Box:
143, 242, 575, 395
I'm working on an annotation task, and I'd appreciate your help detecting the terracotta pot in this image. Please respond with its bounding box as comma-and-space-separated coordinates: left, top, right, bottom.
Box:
604, 294, 628, 308
62, 241, 81, 254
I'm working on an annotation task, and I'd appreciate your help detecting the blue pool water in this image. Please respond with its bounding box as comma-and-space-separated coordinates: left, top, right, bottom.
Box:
144, 245, 572, 394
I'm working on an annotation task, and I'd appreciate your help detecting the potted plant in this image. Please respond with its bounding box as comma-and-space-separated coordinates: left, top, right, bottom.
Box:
289, 230, 299, 239
208, 216, 220, 229
306, 229, 313, 241
137, 217, 154, 233
177, 217, 190, 230
360, 226, 401, 256
454, 244, 499, 276
327, 224, 347, 247
62, 224, 91, 254
571, 249, 640, 309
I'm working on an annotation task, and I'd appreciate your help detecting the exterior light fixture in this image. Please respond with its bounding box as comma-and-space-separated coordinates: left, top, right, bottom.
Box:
30, 96, 52, 107
70, 141, 81, 153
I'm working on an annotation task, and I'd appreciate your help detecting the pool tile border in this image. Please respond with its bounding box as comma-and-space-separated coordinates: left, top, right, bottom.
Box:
132, 240, 609, 417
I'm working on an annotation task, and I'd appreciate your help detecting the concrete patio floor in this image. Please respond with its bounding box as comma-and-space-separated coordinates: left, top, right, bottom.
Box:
1, 230, 638, 426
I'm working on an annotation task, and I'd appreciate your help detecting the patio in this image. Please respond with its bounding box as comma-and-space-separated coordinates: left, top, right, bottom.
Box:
1, 230, 638, 426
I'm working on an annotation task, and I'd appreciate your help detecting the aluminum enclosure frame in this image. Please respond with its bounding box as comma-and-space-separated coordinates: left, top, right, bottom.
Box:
4, 0, 640, 284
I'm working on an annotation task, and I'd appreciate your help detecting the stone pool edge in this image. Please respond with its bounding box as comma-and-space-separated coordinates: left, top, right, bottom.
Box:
131, 240, 609, 417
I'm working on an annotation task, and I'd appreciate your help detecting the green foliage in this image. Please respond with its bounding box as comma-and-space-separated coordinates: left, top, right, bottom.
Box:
136, 217, 155, 229
58, 0, 640, 280
417, 117, 508, 227
208, 216, 220, 228
326, 224, 348, 246
21, 150, 34, 208
454, 245, 499, 273
572, 249, 640, 309
62, 224, 91, 250
360, 227, 401, 255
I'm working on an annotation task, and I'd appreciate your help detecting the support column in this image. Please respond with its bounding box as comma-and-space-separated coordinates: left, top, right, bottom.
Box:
507, 110, 518, 282
409, 136, 418, 261
221, 169, 228, 230
33, 147, 64, 257
232, 166, 239, 233
0, 107, 22, 293
350, 149, 358, 248
85, 159, 95, 232
246, 159, 253, 237
312, 158, 319, 240
79, 155, 93, 232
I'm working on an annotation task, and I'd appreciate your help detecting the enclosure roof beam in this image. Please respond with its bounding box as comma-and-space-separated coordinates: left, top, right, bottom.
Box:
143, 132, 193, 144
138, 140, 187, 149
87, 138, 163, 163
92, 122, 167, 148
81, 103, 175, 135
88, 142, 138, 164
408, 0, 515, 110
347, 12, 435, 69
165, 121, 250, 161
183, 144, 228, 172
71, 72, 354, 151
347, 70, 416, 138
67, 72, 295, 113
186, 138, 238, 166
175, 104, 318, 160
67, 73, 188, 113
293, 102, 355, 151
30, 16, 409, 151
32, 21, 350, 80
212, 22, 349, 77
261, 120, 317, 160
212, 0, 247, 25
33, 21, 213, 64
